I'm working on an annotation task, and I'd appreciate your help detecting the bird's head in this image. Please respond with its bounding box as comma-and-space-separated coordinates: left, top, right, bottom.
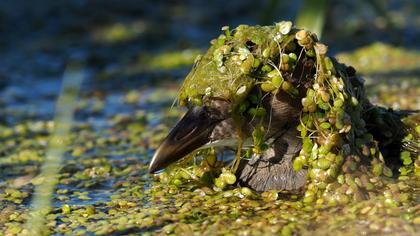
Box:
149, 22, 326, 173
149, 22, 310, 173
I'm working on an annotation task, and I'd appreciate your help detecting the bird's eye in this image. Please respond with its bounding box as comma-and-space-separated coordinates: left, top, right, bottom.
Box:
185, 100, 194, 109
186, 96, 205, 108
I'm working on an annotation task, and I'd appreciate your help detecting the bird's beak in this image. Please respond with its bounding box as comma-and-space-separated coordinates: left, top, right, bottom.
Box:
149, 106, 224, 173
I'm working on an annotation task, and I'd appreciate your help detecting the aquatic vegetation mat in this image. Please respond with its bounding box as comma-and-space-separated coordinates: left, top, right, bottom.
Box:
0, 112, 418, 235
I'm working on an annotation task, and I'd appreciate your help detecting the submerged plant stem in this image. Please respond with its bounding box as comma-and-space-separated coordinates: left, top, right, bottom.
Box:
296, 0, 327, 38
24, 62, 84, 235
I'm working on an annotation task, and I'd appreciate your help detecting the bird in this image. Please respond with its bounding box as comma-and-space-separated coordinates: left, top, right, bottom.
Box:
148, 23, 415, 192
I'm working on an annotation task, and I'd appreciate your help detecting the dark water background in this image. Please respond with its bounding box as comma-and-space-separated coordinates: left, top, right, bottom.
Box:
0, 0, 419, 125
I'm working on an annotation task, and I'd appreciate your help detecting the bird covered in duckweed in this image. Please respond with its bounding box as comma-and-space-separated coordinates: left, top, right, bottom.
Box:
149, 21, 419, 204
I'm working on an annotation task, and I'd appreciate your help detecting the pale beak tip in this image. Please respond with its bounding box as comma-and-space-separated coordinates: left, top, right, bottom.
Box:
148, 149, 162, 174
